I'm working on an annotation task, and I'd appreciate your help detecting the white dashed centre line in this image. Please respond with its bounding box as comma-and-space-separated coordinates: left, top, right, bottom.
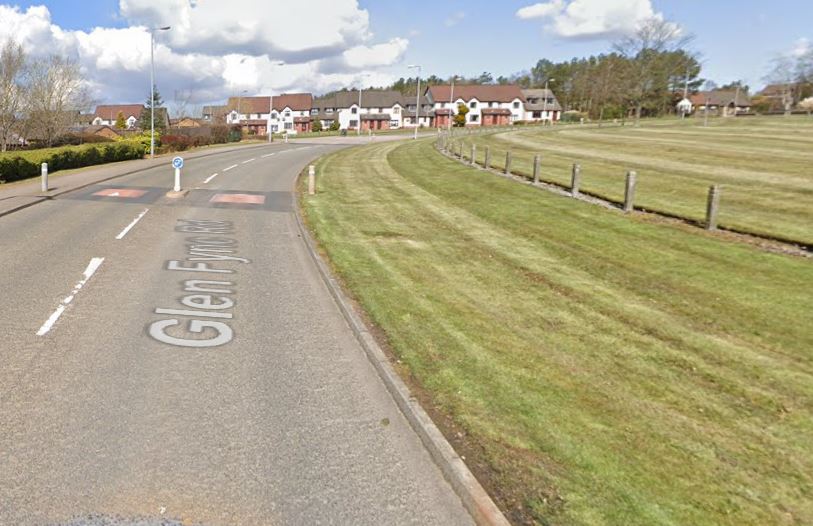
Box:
223, 164, 238, 172
115, 208, 149, 240
261, 153, 275, 158
203, 173, 218, 184
241, 158, 256, 164
36, 257, 105, 336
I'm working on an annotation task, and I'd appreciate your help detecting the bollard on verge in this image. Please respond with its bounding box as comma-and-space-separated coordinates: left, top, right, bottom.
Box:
624, 171, 637, 213
308, 165, 316, 195
533, 154, 540, 184
504, 151, 512, 175
571, 163, 581, 197
41, 162, 48, 192
706, 184, 721, 230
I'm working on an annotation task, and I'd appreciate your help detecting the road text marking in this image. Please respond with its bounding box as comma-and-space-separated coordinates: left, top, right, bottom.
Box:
203, 173, 218, 184
116, 208, 149, 240
36, 257, 105, 336
223, 164, 238, 172
93, 188, 148, 198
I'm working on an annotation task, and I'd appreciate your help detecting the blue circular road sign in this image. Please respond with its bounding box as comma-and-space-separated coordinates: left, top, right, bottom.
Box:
172, 156, 184, 169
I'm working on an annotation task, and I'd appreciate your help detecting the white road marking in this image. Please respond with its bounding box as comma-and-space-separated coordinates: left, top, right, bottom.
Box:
115, 208, 149, 240
110, 191, 120, 197
223, 164, 238, 172
203, 173, 218, 184
241, 158, 256, 164
261, 153, 275, 158
36, 257, 105, 336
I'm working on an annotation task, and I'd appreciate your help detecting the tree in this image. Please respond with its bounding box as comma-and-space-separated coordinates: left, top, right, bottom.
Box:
0, 39, 26, 151
799, 97, 813, 116
329, 119, 340, 131
454, 102, 469, 127
114, 111, 126, 129
613, 17, 694, 125
26, 54, 90, 147
312, 119, 323, 132
140, 84, 166, 132
764, 55, 798, 114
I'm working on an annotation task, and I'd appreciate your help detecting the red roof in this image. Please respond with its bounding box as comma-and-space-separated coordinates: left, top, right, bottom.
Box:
427, 85, 525, 103
227, 96, 270, 114
94, 104, 144, 120
272, 93, 313, 111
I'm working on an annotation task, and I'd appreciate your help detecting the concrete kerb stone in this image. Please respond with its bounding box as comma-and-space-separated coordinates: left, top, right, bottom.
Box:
292, 165, 511, 526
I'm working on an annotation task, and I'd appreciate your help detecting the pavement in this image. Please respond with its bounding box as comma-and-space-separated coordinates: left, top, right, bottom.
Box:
0, 138, 473, 525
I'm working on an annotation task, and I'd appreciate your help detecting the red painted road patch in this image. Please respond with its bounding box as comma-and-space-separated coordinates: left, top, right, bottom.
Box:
210, 193, 266, 205
93, 188, 148, 198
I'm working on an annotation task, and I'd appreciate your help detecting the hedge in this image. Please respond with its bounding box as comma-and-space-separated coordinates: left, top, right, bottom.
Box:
0, 141, 146, 183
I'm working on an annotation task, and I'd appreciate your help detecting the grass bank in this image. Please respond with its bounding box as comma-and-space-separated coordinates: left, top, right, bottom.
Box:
449, 116, 813, 245
302, 138, 813, 525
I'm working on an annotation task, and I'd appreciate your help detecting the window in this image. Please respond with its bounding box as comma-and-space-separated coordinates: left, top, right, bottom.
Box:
408, 105, 416, 111
311, 108, 319, 115
326, 108, 334, 114
470, 101, 477, 108
271, 124, 278, 132
390, 120, 399, 128
351, 107, 358, 114
513, 101, 520, 109
349, 119, 358, 128
533, 111, 541, 119
470, 114, 479, 122
393, 107, 400, 114
284, 111, 291, 117
284, 122, 293, 130
256, 113, 261, 119
271, 112, 278, 119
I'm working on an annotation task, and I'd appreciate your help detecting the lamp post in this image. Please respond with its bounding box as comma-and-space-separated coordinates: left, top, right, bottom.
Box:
408, 64, 422, 139
267, 60, 284, 140
237, 88, 247, 133
149, 25, 170, 159
448, 75, 460, 132
544, 78, 555, 123
358, 85, 362, 136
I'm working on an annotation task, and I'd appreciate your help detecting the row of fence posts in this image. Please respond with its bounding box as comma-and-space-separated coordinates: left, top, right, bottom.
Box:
435, 135, 722, 231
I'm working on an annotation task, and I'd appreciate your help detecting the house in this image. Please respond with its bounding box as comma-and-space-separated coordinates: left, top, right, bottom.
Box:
312, 90, 408, 132
226, 96, 271, 135
69, 125, 123, 140
269, 93, 314, 134
401, 94, 434, 129
757, 83, 797, 111
425, 85, 526, 127
172, 117, 203, 128
202, 105, 229, 124
689, 90, 751, 116
521, 89, 561, 122
92, 104, 144, 129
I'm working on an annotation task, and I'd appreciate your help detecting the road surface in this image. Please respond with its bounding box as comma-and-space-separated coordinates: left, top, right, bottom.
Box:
0, 141, 473, 526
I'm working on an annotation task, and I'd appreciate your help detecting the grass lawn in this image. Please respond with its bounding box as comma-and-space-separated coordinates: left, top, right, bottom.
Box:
449, 116, 813, 245
302, 138, 813, 525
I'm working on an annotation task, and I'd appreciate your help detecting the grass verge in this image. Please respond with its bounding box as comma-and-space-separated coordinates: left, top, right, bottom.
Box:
302, 138, 812, 525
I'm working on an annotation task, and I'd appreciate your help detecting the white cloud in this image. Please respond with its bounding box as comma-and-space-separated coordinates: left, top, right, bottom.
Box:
0, 2, 407, 107
515, 0, 663, 39
444, 11, 466, 27
791, 37, 811, 58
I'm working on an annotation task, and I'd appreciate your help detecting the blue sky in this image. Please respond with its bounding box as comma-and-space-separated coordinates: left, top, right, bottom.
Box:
2, 1, 810, 103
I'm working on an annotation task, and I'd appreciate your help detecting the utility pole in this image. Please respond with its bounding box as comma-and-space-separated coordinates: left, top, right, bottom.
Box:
358, 85, 362, 136
149, 25, 170, 159
448, 75, 459, 132
408, 64, 422, 140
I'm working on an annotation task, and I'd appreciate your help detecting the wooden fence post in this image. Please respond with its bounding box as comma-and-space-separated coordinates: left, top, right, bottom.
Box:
458, 141, 464, 158
624, 171, 637, 212
706, 185, 721, 230
533, 154, 541, 183
470, 144, 477, 165
505, 151, 512, 175
571, 164, 581, 197
484, 146, 491, 170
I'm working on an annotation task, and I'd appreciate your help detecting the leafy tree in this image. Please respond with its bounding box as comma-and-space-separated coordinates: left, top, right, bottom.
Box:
0, 39, 26, 152
454, 102, 468, 127
114, 111, 126, 129
329, 120, 340, 131
312, 119, 323, 132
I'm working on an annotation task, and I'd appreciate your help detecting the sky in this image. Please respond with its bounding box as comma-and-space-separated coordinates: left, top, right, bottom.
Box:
0, 0, 809, 111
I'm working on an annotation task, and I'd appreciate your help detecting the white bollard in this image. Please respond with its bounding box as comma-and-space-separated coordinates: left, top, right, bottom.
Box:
41, 162, 48, 192
174, 167, 181, 192
308, 165, 316, 195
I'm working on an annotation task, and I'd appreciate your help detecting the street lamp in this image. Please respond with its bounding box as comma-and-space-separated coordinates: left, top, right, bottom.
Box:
358, 83, 363, 136
448, 75, 460, 132
237, 89, 248, 134
149, 25, 170, 159
408, 64, 421, 139
544, 78, 555, 123
267, 60, 284, 140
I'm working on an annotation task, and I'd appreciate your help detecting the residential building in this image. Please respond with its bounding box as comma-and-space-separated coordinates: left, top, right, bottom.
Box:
425, 85, 526, 127
311, 90, 409, 131
226, 96, 271, 135
269, 93, 314, 134
689, 90, 752, 116
92, 104, 144, 129
202, 105, 228, 124
521, 89, 561, 122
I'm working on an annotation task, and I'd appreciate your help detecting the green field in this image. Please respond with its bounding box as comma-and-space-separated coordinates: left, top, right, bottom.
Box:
302, 138, 813, 525
447, 117, 813, 245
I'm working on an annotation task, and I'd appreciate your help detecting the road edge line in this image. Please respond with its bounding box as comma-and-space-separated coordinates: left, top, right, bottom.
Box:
291, 164, 511, 526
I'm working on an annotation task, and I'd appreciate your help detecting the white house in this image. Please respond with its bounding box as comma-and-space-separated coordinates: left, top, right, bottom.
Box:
312, 91, 414, 131
425, 85, 525, 127
92, 104, 144, 129
521, 89, 561, 122
268, 93, 314, 134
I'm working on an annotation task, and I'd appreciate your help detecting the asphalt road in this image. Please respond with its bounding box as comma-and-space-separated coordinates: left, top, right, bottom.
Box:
0, 141, 472, 525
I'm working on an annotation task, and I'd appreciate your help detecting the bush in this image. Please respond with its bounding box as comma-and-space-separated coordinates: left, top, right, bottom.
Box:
561, 111, 588, 123
0, 141, 145, 183
211, 125, 229, 144
161, 134, 193, 151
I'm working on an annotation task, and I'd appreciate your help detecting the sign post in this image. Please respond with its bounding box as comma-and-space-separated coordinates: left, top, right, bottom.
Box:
172, 156, 184, 192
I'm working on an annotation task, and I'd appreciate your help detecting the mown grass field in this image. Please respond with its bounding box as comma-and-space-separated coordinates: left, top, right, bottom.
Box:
302, 138, 813, 525
449, 117, 813, 245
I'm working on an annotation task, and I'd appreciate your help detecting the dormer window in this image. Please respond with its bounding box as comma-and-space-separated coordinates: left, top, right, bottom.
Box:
470, 101, 477, 109
351, 107, 358, 114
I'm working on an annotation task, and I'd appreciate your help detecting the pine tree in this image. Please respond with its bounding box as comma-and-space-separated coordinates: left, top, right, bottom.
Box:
114, 111, 126, 129
139, 85, 167, 132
